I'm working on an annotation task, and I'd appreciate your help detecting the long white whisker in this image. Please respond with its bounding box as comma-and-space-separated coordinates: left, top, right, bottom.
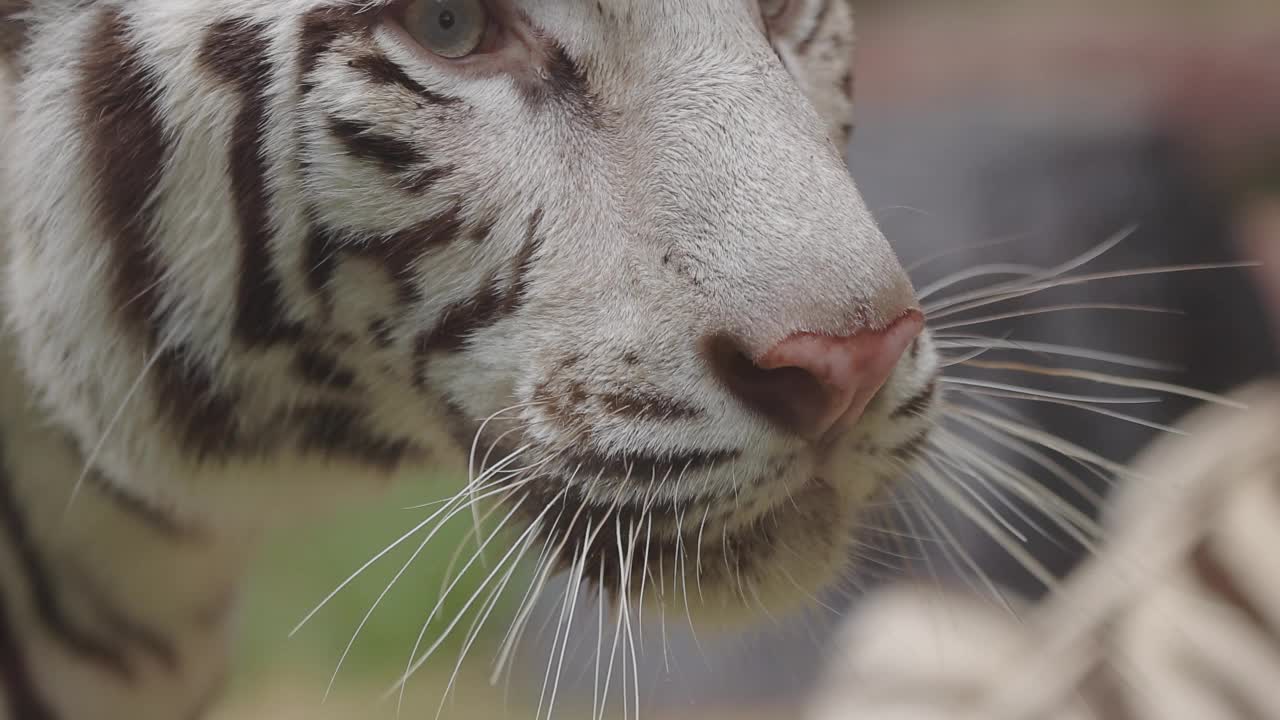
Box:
387, 494, 530, 715
540, 519, 597, 720
932, 335, 1178, 371
592, 563, 606, 720
290, 462, 530, 638
936, 432, 1102, 553
956, 360, 1248, 408
954, 406, 1140, 480
67, 345, 165, 515
941, 377, 1160, 405
949, 387, 1187, 435
323, 479, 527, 703
927, 261, 1256, 319
921, 453, 1028, 543
947, 411, 1106, 507
915, 459, 1059, 591
917, 263, 1043, 301
434, 524, 540, 720
921, 226, 1133, 315
492, 515, 563, 691
388, 491, 557, 706
931, 303, 1180, 332
904, 229, 1038, 274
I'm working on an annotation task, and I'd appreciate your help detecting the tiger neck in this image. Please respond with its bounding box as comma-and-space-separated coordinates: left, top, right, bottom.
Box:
0, 328, 252, 719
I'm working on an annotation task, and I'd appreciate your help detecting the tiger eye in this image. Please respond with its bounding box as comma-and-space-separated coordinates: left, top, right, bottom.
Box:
406, 0, 488, 59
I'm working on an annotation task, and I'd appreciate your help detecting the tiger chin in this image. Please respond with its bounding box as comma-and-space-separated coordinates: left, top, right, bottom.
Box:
0, 0, 940, 716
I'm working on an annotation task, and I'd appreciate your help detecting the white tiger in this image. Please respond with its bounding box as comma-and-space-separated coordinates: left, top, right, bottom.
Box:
0, 1, 945, 718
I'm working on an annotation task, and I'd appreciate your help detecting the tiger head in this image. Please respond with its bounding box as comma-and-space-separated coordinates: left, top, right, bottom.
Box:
2, 0, 939, 620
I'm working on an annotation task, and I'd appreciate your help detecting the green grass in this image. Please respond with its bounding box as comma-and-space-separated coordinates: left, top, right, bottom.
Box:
232, 472, 532, 698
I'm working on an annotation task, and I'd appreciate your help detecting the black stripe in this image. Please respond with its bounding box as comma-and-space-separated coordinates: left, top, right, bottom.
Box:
201, 18, 305, 347
596, 391, 703, 422
0, 438, 133, 679
306, 203, 466, 310
294, 348, 357, 390
152, 346, 247, 462
346, 52, 461, 106
413, 208, 545, 383
890, 380, 937, 420
79, 7, 171, 345
523, 42, 608, 130
293, 404, 424, 472
402, 164, 455, 194
0, 591, 57, 720
327, 116, 424, 173
80, 11, 252, 462
557, 447, 740, 486
297, 7, 367, 94
325, 116, 455, 193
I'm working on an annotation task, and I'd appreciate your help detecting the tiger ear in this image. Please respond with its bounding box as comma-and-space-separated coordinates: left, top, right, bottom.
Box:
0, 1, 30, 70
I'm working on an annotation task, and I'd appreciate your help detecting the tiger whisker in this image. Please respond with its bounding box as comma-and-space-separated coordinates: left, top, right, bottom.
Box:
617, 518, 641, 720
637, 511, 655, 657
325, 483, 530, 704
435, 492, 519, 599
694, 504, 712, 603
956, 360, 1248, 408
917, 263, 1044, 301
904, 228, 1039, 274
931, 303, 1182, 333
956, 407, 1148, 481
926, 261, 1256, 319
290, 457, 532, 638
928, 446, 1078, 567
492, 466, 599, 687
382, 493, 530, 714
389, 490, 559, 705
908, 482, 1027, 613
921, 453, 1031, 544
891, 497, 944, 590
434, 525, 540, 720
539, 519, 594, 720
67, 344, 166, 515
933, 430, 1105, 550
592, 563, 607, 720
950, 387, 1188, 436
491, 508, 564, 689
939, 342, 1010, 367
919, 226, 1133, 315
933, 335, 1179, 371
597, 528, 629, 720
947, 410, 1107, 507
915, 459, 1060, 592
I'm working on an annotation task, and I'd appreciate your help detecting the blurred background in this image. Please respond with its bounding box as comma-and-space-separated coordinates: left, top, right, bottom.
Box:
218, 2, 1280, 718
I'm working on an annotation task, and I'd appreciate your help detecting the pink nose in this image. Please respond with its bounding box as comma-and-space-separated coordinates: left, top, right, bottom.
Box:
709, 311, 925, 443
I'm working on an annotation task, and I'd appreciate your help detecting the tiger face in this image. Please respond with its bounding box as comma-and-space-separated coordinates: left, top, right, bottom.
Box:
3, 0, 939, 620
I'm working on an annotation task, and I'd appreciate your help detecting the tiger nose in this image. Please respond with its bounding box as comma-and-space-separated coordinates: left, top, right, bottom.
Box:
712, 311, 925, 443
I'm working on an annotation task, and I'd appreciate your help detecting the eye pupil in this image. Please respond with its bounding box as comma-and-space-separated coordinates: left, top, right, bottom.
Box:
437, 10, 455, 30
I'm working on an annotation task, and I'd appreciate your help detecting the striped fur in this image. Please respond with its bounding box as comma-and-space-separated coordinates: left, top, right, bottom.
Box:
0, 1, 943, 717
812, 381, 1280, 720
